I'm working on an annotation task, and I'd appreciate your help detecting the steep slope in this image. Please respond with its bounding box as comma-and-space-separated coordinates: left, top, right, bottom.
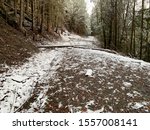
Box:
0, 17, 38, 73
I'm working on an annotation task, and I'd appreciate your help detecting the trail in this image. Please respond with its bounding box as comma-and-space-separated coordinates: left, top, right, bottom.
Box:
0, 34, 150, 113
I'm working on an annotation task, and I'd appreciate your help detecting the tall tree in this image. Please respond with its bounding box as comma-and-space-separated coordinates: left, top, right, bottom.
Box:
31, 0, 36, 31
40, 0, 45, 33
26, 0, 29, 14
130, 0, 136, 55
47, 0, 52, 32
114, 0, 118, 50
91, 0, 150, 62
140, 0, 145, 59
19, 0, 24, 30
14, 0, 17, 17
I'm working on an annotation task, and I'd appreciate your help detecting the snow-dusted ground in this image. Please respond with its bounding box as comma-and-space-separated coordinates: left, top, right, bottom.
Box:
0, 50, 63, 112
41, 33, 98, 48
0, 34, 150, 113
37, 48, 149, 113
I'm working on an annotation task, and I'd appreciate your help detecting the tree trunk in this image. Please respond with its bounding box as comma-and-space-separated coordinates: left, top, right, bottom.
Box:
36, 0, 40, 27
130, 0, 136, 55
19, 0, 24, 30
140, 0, 145, 59
133, 28, 136, 56
14, 0, 17, 17
146, 0, 150, 61
100, 1, 107, 48
108, 21, 113, 49
47, 0, 52, 32
114, 0, 118, 50
31, 0, 35, 31
26, 0, 29, 14
120, 0, 129, 45
40, 1, 45, 33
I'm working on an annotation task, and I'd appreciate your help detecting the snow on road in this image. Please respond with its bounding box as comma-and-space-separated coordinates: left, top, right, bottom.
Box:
0, 49, 63, 112
41, 33, 98, 48
0, 34, 150, 113
42, 48, 149, 113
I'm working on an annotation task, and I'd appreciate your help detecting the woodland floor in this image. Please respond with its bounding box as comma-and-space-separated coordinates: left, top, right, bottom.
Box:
0, 17, 38, 73
0, 30, 150, 113
19, 48, 150, 113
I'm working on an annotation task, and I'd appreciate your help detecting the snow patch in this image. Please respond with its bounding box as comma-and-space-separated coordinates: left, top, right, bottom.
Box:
74, 48, 150, 69
127, 93, 134, 98
0, 50, 63, 113
85, 69, 93, 77
128, 102, 149, 110
58, 102, 63, 108
11, 75, 29, 83
123, 82, 132, 88
86, 100, 95, 107
131, 102, 144, 109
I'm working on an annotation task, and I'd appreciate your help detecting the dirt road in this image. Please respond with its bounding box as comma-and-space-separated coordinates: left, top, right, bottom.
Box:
0, 35, 150, 113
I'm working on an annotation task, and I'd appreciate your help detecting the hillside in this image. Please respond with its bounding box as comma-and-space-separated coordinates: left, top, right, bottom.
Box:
0, 17, 37, 73
0, 34, 150, 113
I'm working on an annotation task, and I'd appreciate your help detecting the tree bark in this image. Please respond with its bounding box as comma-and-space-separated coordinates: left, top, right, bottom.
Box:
120, 0, 129, 46
47, 0, 52, 32
130, 0, 136, 55
140, 0, 145, 59
31, 0, 35, 31
108, 21, 113, 49
40, 1, 45, 33
26, 0, 29, 14
14, 0, 17, 17
19, 0, 24, 30
100, 0, 107, 48
114, 0, 118, 50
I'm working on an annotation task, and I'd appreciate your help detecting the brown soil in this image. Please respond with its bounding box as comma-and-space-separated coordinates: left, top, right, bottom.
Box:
18, 48, 150, 113
0, 16, 38, 73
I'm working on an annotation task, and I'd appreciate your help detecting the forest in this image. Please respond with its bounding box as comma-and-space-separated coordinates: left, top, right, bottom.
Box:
0, 0, 150, 114
91, 0, 150, 62
0, 0, 89, 36
0, 0, 150, 62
